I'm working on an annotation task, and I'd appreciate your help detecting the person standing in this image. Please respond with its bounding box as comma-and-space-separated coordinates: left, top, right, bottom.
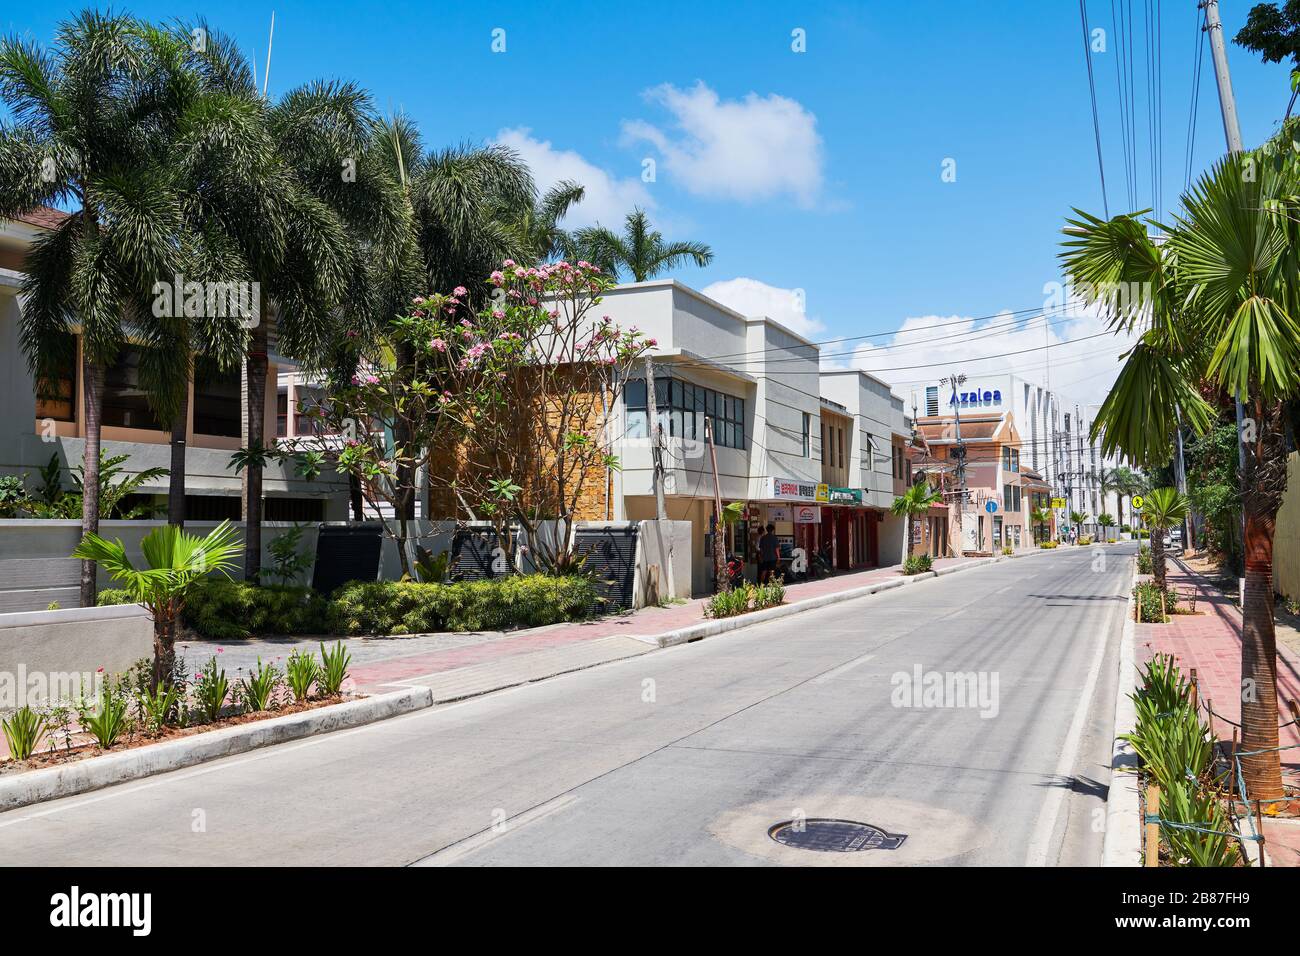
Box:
758, 523, 780, 584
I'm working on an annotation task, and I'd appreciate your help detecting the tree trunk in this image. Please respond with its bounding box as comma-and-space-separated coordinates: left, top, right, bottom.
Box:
152, 604, 178, 692
168, 382, 189, 527
349, 472, 364, 521
244, 317, 267, 582
79, 355, 104, 608
1150, 530, 1166, 593
1239, 509, 1283, 800
1237, 398, 1288, 802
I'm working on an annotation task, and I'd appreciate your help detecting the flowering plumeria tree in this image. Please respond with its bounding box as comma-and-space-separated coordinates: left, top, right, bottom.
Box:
483, 259, 654, 571
295, 260, 652, 576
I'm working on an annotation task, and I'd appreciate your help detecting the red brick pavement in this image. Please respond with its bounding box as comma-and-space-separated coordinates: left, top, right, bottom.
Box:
348, 555, 991, 693
1137, 561, 1300, 865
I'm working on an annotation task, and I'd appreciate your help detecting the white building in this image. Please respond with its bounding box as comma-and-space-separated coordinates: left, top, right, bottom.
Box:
599, 280, 909, 594
913, 372, 1124, 537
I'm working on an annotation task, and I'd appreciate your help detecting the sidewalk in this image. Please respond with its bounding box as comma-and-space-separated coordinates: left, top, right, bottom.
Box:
180, 551, 1019, 703
1137, 557, 1300, 865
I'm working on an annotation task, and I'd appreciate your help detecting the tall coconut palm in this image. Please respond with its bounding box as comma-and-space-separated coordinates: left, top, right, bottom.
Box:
890, 480, 942, 558
0, 13, 196, 605
516, 179, 585, 262
175, 28, 385, 577
574, 208, 713, 282
1060, 144, 1300, 800
1141, 487, 1189, 593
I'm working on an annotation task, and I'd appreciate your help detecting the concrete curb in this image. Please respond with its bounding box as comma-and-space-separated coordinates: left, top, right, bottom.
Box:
1103, 558, 1142, 866
639, 548, 1059, 649
0, 687, 433, 813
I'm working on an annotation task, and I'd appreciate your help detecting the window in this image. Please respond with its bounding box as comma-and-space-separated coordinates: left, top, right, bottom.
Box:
276, 387, 289, 437
294, 384, 335, 436
820, 422, 826, 462
626, 376, 744, 449
837, 427, 844, 468
925, 386, 939, 417
1002, 483, 1022, 514
802, 413, 811, 458
102, 346, 161, 430
193, 355, 241, 437
35, 332, 77, 423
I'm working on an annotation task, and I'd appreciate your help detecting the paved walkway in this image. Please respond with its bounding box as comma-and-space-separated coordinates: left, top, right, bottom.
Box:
1137, 558, 1300, 865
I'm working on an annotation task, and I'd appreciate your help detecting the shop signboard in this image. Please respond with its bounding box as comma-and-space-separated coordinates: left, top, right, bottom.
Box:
828, 487, 862, 504
794, 505, 819, 524
771, 476, 829, 502
767, 505, 791, 523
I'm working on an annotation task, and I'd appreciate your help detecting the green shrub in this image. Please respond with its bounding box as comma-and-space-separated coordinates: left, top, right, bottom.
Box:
1078, 535, 1093, 546
96, 588, 135, 607
1137, 544, 1153, 575
1001, 546, 1014, 555
82, 685, 131, 750
2, 706, 47, 760
1039, 541, 1058, 549
705, 585, 752, 619
319, 641, 352, 695
237, 658, 281, 712
327, 574, 598, 636
193, 656, 229, 723
902, 553, 933, 575
1133, 581, 1177, 623
183, 580, 330, 639
285, 648, 319, 702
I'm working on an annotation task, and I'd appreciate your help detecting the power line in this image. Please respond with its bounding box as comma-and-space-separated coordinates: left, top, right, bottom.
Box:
1080, 0, 1111, 217
1112, 0, 1135, 209
1183, 2, 1206, 191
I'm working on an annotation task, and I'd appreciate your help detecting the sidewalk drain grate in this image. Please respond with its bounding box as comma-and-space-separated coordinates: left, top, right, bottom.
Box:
767, 818, 907, 852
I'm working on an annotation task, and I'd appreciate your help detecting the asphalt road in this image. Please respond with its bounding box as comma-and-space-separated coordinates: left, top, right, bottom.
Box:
0, 544, 1132, 866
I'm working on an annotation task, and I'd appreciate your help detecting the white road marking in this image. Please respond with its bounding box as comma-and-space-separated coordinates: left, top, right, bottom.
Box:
1023, 580, 1118, 866
811, 653, 875, 684
410, 793, 583, 866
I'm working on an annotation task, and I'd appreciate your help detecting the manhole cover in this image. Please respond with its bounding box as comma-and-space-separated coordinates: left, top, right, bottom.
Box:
768, 818, 907, 853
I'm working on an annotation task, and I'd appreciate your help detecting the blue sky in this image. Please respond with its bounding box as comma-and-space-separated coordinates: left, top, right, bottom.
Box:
7, 1, 1295, 404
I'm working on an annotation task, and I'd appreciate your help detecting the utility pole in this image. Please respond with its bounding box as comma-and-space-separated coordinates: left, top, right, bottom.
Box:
1201, 0, 1249, 586
704, 417, 727, 592
942, 372, 968, 556
643, 356, 674, 599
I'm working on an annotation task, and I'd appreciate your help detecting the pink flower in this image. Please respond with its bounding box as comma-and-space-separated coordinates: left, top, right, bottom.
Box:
503, 259, 516, 268
646, 338, 658, 347
492, 309, 505, 319
453, 286, 468, 296
413, 296, 425, 305
430, 337, 447, 352
346, 329, 358, 338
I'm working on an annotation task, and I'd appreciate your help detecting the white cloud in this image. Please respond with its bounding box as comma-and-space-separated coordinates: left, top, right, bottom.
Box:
495, 127, 652, 229
842, 298, 1138, 408
702, 277, 825, 338
622, 82, 824, 207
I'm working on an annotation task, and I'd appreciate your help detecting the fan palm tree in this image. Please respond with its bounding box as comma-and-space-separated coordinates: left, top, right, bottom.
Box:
1031, 505, 1053, 544
1140, 488, 1189, 593
890, 480, 942, 558
1105, 465, 1142, 529
73, 521, 241, 689
574, 208, 713, 282
0, 13, 202, 605
1060, 144, 1300, 800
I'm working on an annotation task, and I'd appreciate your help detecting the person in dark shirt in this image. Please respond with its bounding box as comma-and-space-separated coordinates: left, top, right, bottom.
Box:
757, 523, 780, 584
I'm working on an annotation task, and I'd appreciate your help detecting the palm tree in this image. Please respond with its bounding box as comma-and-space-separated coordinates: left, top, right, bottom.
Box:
1069, 511, 1087, 540
0, 13, 196, 605
1140, 488, 1189, 594
73, 521, 241, 689
1106, 465, 1142, 529
891, 481, 942, 558
1031, 505, 1053, 544
175, 31, 382, 577
574, 208, 713, 282
1060, 144, 1300, 800
517, 180, 585, 262
1098, 512, 1116, 541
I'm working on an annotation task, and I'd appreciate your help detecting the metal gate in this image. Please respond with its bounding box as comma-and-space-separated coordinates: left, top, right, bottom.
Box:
574, 526, 638, 612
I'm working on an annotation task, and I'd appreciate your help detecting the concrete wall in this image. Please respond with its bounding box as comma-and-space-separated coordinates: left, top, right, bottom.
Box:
630, 518, 692, 605
0, 604, 153, 706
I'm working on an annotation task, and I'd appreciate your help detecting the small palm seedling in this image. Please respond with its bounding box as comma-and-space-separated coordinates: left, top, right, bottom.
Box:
318, 641, 352, 696
137, 684, 181, 736
2, 706, 48, 761
83, 686, 131, 750
239, 658, 282, 712
285, 648, 319, 703
194, 657, 230, 723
